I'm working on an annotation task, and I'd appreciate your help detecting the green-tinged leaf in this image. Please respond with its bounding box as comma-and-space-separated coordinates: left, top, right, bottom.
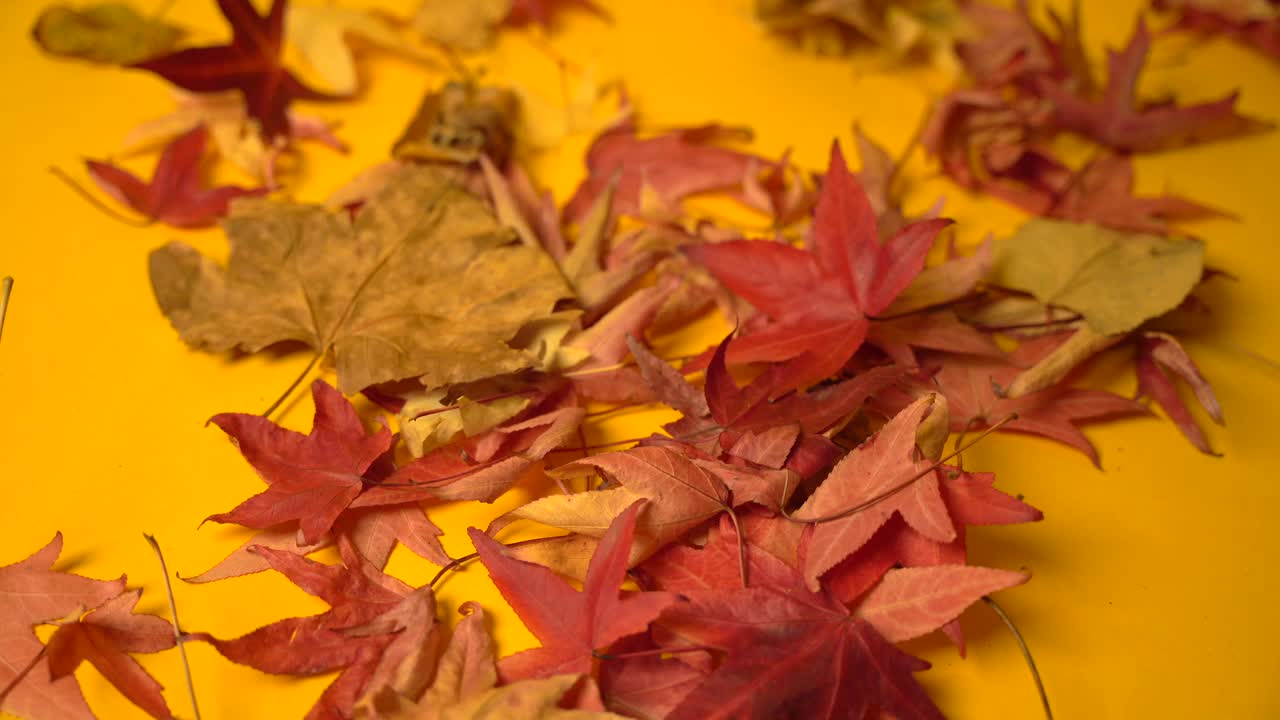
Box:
33, 4, 182, 65
991, 219, 1204, 335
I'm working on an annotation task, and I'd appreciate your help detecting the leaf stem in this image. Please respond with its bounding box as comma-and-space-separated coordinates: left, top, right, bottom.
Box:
983, 596, 1053, 720
563, 352, 702, 379
724, 507, 749, 588
262, 353, 322, 418
50, 166, 155, 228
545, 437, 645, 453
429, 535, 570, 588
409, 389, 541, 421
0, 644, 48, 707
786, 413, 1018, 524
143, 534, 201, 720
592, 645, 709, 661
0, 276, 12, 345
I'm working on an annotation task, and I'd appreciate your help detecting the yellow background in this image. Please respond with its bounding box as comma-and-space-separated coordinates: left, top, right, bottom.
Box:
2, 0, 1279, 717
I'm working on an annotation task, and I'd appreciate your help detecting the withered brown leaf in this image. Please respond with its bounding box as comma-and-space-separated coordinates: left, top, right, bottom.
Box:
150, 165, 571, 393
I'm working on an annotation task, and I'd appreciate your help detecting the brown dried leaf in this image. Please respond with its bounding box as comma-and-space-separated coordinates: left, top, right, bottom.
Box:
150, 165, 570, 393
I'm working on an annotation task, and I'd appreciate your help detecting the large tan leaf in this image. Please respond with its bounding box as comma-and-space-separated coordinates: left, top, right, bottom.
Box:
150, 165, 571, 393
990, 219, 1204, 335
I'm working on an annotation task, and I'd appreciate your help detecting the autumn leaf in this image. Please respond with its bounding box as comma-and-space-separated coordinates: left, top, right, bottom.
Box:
150, 164, 571, 394
393, 82, 520, 167
413, 603, 495, 712
122, 90, 347, 185
32, 3, 182, 65
469, 501, 680, 683
793, 396, 954, 589
990, 219, 1204, 335
877, 347, 1149, 464
44, 590, 175, 720
190, 540, 421, 719
412, 0, 512, 52
1137, 331, 1225, 453
204, 380, 395, 544
1049, 152, 1228, 234
852, 565, 1028, 642
1037, 20, 1272, 151
420, 675, 628, 719
0, 534, 126, 720
287, 4, 439, 95
687, 141, 950, 393
1157, 0, 1280, 61
352, 402, 585, 507
756, 0, 965, 70
563, 118, 764, 222
85, 125, 265, 228
132, 0, 340, 140
655, 544, 945, 719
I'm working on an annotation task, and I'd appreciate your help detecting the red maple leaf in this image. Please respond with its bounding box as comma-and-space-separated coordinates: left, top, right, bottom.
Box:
653, 527, 945, 720
793, 396, 955, 589
469, 500, 680, 683
877, 347, 1150, 465
190, 539, 429, 720
922, 90, 1227, 234
631, 335, 898, 485
0, 534, 126, 720
821, 468, 1042, 653
685, 141, 950, 394
564, 119, 765, 222
205, 379, 396, 544
131, 0, 339, 140
44, 590, 175, 720
1037, 20, 1272, 152
86, 126, 265, 228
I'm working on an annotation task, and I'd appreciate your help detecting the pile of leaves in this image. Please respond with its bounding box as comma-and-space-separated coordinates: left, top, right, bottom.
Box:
5, 0, 1264, 717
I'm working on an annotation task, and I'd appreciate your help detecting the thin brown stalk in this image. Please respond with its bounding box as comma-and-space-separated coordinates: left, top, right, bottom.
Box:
429, 535, 570, 588
785, 414, 1017, 524
408, 389, 541, 421
562, 352, 702, 379
50, 166, 155, 228
983, 596, 1053, 720
143, 534, 201, 720
0, 277, 13, 345
261, 353, 322, 418
592, 645, 709, 661
545, 437, 645, 453
971, 313, 1083, 334
724, 507, 749, 588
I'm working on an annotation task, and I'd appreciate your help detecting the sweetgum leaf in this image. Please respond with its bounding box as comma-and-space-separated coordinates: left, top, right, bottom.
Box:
0, 534, 126, 720
44, 590, 175, 720
150, 165, 571, 393
991, 219, 1204, 335
131, 0, 340, 140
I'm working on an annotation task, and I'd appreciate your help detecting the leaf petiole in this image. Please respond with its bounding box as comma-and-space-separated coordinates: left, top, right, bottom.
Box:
144, 534, 201, 720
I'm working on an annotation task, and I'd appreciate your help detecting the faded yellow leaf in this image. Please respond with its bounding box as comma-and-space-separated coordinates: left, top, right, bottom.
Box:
412, 0, 512, 52
990, 219, 1204, 336
150, 165, 571, 393
288, 4, 441, 95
